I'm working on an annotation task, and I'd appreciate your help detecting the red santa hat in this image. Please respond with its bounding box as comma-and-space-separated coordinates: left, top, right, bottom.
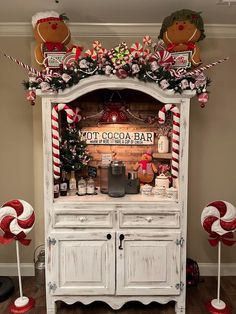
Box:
32, 11, 62, 28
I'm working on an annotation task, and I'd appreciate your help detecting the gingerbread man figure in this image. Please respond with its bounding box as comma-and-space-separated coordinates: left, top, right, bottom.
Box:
32, 11, 73, 66
159, 9, 205, 67
133, 149, 157, 184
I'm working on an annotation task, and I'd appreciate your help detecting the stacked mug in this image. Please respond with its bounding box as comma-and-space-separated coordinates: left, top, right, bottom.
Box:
153, 173, 178, 200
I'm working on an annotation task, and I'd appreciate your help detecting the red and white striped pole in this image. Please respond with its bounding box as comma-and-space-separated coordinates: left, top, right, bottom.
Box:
158, 104, 180, 183
186, 57, 229, 77
51, 104, 75, 179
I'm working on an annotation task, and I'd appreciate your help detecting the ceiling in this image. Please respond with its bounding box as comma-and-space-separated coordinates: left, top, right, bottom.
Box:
1, 0, 236, 25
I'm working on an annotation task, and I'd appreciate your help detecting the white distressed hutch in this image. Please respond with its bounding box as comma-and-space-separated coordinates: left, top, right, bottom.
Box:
39, 76, 194, 313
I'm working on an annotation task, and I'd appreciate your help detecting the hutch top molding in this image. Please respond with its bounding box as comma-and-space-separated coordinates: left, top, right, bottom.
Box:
37, 75, 196, 103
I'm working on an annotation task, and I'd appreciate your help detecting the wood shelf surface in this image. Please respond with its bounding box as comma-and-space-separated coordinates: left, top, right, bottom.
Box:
153, 152, 172, 159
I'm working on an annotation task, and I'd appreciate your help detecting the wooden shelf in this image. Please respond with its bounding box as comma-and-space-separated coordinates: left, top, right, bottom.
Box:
153, 152, 172, 159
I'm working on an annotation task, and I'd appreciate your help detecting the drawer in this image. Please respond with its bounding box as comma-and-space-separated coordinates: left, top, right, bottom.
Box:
53, 209, 113, 228
119, 210, 180, 229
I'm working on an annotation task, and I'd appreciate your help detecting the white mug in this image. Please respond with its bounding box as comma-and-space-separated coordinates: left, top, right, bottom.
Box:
166, 187, 178, 200
152, 186, 166, 198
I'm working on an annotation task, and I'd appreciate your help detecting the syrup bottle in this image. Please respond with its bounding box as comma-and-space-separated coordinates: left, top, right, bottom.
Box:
60, 171, 68, 196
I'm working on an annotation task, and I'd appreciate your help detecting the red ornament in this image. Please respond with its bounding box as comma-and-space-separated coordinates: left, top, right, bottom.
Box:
198, 92, 209, 107
116, 68, 128, 79
26, 90, 36, 105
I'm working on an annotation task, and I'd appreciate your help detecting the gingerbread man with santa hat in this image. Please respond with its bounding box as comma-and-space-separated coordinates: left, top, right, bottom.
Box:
32, 11, 73, 66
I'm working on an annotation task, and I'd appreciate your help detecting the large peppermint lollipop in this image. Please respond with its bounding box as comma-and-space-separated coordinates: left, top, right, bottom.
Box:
201, 200, 236, 314
0, 199, 35, 313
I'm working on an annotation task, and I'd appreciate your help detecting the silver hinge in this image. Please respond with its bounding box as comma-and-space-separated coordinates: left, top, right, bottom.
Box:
176, 237, 184, 247
175, 281, 184, 291
48, 237, 56, 246
48, 282, 57, 292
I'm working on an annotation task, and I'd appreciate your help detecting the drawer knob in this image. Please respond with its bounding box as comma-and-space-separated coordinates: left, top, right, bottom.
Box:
79, 216, 87, 222
146, 216, 153, 223
107, 234, 112, 240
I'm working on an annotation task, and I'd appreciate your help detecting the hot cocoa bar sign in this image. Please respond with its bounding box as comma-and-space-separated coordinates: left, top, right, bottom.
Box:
82, 130, 154, 145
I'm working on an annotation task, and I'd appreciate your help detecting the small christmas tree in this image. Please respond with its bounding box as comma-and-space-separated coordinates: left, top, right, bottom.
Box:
60, 124, 91, 172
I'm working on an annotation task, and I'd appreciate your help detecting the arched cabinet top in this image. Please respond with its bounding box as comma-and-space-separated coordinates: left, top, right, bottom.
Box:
37, 75, 196, 104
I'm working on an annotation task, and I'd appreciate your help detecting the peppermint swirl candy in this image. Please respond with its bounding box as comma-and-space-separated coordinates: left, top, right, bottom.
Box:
130, 42, 143, 58
201, 200, 236, 236
151, 50, 174, 68
84, 49, 97, 60
92, 40, 102, 51
0, 199, 35, 237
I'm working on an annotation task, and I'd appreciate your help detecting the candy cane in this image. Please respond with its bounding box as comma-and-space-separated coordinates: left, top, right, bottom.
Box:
186, 58, 229, 77
52, 104, 75, 179
3, 53, 40, 75
158, 104, 180, 179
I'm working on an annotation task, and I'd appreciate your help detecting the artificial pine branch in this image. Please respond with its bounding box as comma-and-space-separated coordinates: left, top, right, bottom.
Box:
60, 124, 91, 172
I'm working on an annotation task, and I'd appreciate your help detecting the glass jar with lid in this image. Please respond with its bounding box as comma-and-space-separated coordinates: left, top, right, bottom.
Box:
86, 177, 95, 195
77, 177, 86, 196
99, 165, 109, 194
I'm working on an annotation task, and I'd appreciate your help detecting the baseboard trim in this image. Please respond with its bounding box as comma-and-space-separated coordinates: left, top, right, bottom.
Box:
0, 263, 34, 276
199, 263, 236, 276
0, 262, 235, 277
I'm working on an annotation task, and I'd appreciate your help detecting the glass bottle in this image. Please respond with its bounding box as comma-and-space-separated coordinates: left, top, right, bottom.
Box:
60, 171, 68, 196
158, 135, 169, 153
78, 177, 87, 196
99, 165, 109, 194
86, 177, 95, 195
53, 178, 60, 199
69, 170, 77, 196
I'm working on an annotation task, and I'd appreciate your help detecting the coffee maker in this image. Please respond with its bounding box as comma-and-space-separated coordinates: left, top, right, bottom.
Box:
108, 161, 126, 197
125, 171, 140, 194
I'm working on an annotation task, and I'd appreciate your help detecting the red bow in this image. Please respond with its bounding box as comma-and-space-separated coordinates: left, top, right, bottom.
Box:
167, 42, 196, 52
44, 42, 64, 52
208, 232, 236, 247
0, 231, 31, 246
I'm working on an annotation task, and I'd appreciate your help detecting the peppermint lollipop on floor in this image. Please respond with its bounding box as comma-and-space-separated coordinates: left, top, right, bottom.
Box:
201, 200, 236, 246
0, 199, 35, 313
201, 200, 236, 314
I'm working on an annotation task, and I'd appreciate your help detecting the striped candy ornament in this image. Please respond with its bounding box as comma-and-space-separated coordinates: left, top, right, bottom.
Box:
201, 201, 236, 237
158, 104, 180, 179
52, 104, 75, 179
0, 199, 35, 242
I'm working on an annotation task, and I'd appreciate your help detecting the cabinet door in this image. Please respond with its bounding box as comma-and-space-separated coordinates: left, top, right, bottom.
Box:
116, 231, 181, 295
49, 232, 115, 295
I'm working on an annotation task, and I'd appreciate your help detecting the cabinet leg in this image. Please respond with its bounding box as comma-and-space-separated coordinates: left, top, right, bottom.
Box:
46, 297, 56, 314
175, 301, 185, 314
